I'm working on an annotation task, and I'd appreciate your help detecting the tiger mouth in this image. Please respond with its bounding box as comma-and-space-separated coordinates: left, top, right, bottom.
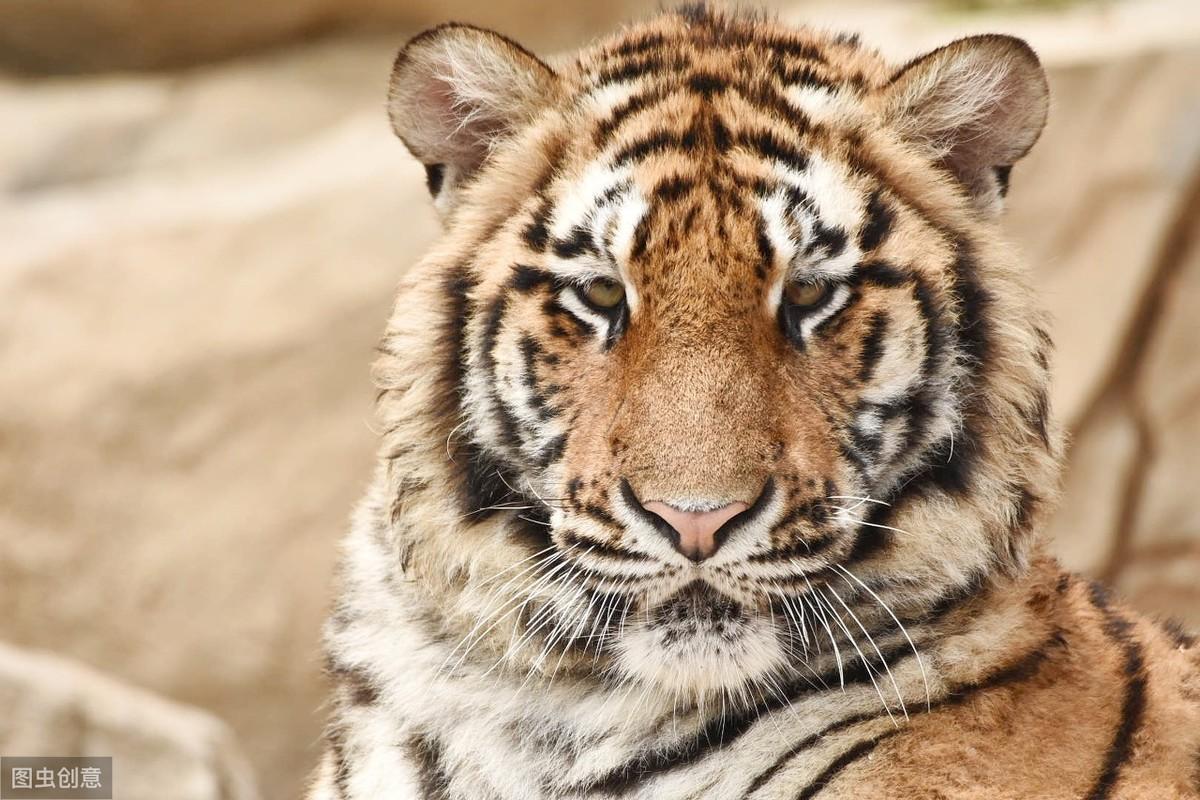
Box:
652, 581, 746, 630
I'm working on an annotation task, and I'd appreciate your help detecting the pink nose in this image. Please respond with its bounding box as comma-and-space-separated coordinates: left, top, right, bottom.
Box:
642, 501, 750, 561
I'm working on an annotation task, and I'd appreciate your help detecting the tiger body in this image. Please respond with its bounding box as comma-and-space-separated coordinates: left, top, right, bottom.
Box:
311, 7, 1200, 799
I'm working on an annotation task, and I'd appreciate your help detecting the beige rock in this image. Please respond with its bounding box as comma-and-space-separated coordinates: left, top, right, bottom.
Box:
0, 0, 651, 74
0, 38, 435, 799
0, 641, 259, 800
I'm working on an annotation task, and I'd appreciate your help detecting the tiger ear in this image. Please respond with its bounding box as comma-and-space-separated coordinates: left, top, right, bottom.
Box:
388, 24, 559, 217
880, 35, 1049, 217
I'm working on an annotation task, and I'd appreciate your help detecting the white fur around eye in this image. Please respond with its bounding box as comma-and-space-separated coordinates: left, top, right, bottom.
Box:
559, 287, 616, 337
797, 283, 851, 340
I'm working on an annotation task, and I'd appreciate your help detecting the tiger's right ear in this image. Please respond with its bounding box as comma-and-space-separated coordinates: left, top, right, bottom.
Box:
388, 24, 559, 216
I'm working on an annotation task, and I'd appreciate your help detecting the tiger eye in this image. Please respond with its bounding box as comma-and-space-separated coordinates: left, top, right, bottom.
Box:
784, 281, 830, 309
584, 279, 626, 309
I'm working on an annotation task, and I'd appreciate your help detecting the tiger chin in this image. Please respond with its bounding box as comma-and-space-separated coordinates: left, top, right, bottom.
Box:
310, 6, 1200, 799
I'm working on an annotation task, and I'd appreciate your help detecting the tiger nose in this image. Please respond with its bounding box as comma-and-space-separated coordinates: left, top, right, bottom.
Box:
641, 500, 751, 562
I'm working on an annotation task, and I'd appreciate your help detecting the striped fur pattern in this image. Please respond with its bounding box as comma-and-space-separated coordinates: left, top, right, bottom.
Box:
311, 7, 1200, 798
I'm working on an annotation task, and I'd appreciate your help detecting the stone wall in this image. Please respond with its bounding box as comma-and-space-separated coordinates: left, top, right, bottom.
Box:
1, 3, 1197, 798
0, 0, 645, 74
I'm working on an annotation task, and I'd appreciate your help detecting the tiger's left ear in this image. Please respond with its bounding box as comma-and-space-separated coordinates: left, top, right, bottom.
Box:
879, 35, 1049, 216
388, 24, 559, 216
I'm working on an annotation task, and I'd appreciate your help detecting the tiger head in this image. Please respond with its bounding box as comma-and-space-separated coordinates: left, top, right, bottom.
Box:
375, 6, 1061, 703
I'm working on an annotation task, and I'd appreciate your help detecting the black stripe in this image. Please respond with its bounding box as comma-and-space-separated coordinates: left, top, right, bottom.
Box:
407, 733, 452, 800
711, 115, 732, 152
733, 77, 816, 130
796, 732, 899, 800
582, 501, 620, 528
552, 224, 597, 259
595, 88, 664, 145
595, 54, 670, 86
950, 237, 991, 371
523, 196, 551, 251
1027, 388, 1051, 447
629, 216, 651, 261
328, 660, 380, 706
612, 125, 701, 166
688, 71, 728, 96
584, 620, 1061, 797
739, 128, 808, 173
436, 266, 473, 412
559, 529, 650, 562
327, 722, 352, 799
750, 529, 839, 562
759, 35, 828, 65
480, 293, 525, 457
857, 312, 889, 383
911, 272, 949, 385
535, 433, 567, 467
517, 335, 560, 421
805, 220, 847, 259
916, 571, 988, 625
653, 174, 696, 202
859, 191, 893, 252
854, 259, 909, 288
509, 506, 553, 552
746, 627, 1062, 797
436, 266, 513, 520
508, 264, 555, 293
775, 61, 839, 92
608, 31, 669, 59
1159, 618, 1196, 650
459, 441, 517, 520
604, 300, 629, 350
844, 511, 890, 563
1084, 582, 1147, 800
754, 218, 773, 280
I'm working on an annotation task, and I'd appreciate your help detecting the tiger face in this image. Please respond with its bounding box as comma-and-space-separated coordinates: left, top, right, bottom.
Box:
380, 8, 1058, 704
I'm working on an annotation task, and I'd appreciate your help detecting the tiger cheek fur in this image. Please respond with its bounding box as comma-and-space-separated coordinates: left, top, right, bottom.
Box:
311, 7, 1200, 800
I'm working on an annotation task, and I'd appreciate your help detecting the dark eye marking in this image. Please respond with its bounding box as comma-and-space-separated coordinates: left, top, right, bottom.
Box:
543, 297, 594, 337
555, 278, 630, 350
778, 281, 850, 349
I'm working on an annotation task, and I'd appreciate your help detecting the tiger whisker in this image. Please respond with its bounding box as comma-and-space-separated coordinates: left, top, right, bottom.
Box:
544, 558, 599, 681
444, 417, 469, 462
437, 546, 563, 673
834, 563, 931, 711
801, 577, 844, 689
825, 582, 908, 721
475, 544, 558, 589
827, 494, 891, 507
818, 586, 898, 726
494, 557, 581, 676
455, 548, 576, 677
828, 507, 916, 539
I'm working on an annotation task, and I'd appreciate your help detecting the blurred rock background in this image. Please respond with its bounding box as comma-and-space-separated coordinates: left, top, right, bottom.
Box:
0, 1, 1197, 798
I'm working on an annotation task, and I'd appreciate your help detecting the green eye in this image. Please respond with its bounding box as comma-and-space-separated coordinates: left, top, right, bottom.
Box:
784, 281, 831, 309
583, 279, 626, 310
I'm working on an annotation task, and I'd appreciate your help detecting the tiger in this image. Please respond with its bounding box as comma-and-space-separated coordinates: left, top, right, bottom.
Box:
309, 5, 1200, 799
